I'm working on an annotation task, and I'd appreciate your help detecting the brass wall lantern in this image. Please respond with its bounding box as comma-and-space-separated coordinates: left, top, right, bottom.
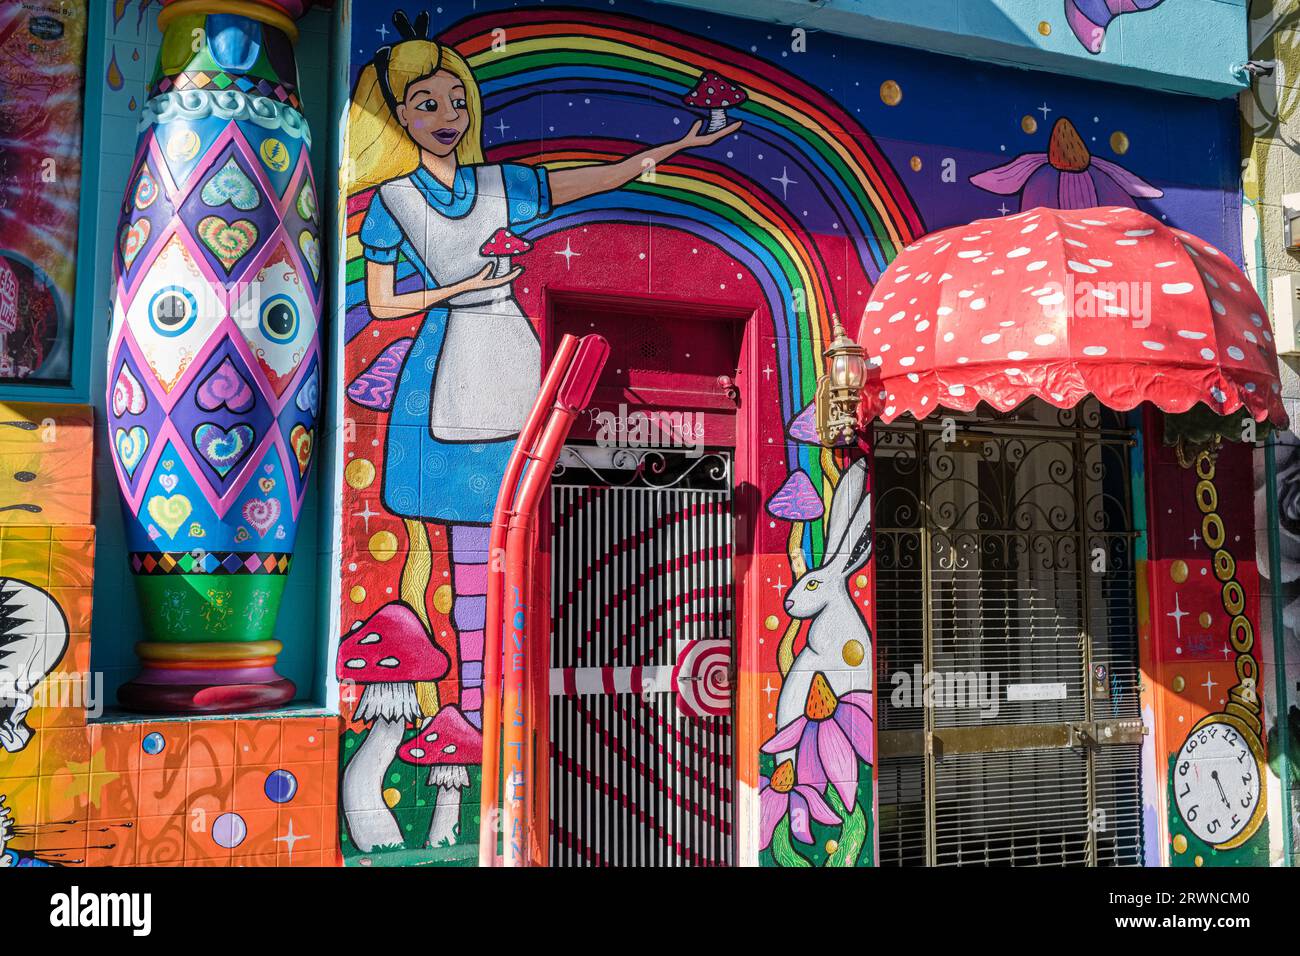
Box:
814, 315, 868, 446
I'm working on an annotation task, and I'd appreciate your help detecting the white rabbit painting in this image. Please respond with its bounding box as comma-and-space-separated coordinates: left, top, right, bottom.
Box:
773, 457, 873, 736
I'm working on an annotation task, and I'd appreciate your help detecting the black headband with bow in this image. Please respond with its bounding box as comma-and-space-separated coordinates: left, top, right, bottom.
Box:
374, 11, 434, 117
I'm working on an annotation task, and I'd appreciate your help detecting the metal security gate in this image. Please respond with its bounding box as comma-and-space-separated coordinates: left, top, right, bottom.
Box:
548, 445, 734, 866
873, 399, 1145, 866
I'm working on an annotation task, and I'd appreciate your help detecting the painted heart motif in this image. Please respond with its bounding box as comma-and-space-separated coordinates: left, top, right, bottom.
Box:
200, 157, 261, 211
235, 527, 250, 543
134, 167, 160, 210
290, 424, 313, 476
148, 493, 192, 539
163, 459, 175, 470
242, 497, 281, 536
258, 477, 275, 493
189, 523, 206, 537
159, 473, 178, 493
296, 180, 317, 222
194, 422, 255, 477
298, 230, 320, 280
112, 364, 147, 417
115, 426, 149, 476
121, 218, 150, 270
196, 357, 255, 413
294, 366, 319, 417
197, 215, 258, 271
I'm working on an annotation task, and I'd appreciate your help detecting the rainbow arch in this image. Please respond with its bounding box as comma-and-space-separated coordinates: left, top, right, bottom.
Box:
345, 8, 925, 559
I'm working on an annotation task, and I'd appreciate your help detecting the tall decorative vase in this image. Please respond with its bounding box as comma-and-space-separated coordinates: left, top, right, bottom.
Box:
108, 0, 321, 713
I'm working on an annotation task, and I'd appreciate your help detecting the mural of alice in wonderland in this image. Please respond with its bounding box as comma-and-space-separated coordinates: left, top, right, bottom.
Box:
340, 11, 739, 852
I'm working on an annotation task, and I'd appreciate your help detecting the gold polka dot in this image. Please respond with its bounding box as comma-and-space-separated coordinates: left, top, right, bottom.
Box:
1038, 20, 1052, 36
1173, 675, 1185, 693
825, 839, 839, 855
855, 574, 868, 589
1194, 854, 1204, 867
1021, 115, 1038, 135
1172, 833, 1187, 854
432, 584, 453, 615
764, 615, 780, 631
1199, 612, 1212, 629
349, 585, 366, 604
1170, 560, 1189, 584
842, 640, 865, 667
909, 155, 922, 172
346, 458, 375, 490
880, 80, 902, 106
369, 531, 399, 561
383, 787, 401, 808
1110, 131, 1130, 155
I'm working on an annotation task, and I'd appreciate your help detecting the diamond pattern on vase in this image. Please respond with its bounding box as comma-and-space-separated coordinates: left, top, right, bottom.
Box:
174, 339, 275, 498
238, 242, 315, 395
120, 235, 225, 392
236, 120, 304, 200
200, 156, 262, 211
106, 344, 168, 498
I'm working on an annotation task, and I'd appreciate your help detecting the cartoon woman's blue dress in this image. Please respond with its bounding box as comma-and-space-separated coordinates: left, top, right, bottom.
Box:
360, 163, 550, 524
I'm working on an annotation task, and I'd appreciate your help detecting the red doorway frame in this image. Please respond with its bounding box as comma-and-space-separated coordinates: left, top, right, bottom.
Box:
538, 287, 765, 866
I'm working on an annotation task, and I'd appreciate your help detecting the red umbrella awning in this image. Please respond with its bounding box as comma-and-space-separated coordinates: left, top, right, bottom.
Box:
855, 206, 1288, 428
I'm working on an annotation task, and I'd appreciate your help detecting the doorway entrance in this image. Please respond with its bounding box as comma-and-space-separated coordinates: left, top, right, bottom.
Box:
544, 296, 744, 866
872, 399, 1146, 866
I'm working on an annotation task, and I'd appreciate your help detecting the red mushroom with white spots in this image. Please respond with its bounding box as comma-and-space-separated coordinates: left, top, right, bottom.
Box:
398, 704, 483, 847
854, 206, 1287, 430
479, 227, 533, 279
682, 71, 748, 134
337, 601, 449, 853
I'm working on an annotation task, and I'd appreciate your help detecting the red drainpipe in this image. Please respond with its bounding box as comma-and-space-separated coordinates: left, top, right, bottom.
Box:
480, 334, 609, 866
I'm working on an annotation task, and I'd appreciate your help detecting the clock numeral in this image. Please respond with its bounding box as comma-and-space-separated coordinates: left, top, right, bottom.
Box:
1185, 804, 1198, 822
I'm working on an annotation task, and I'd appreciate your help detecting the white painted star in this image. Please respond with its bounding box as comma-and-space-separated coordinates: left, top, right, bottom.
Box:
997, 203, 1010, 216
354, 501, 379, 533
762, 679, 778, 703
555, 239, 581, 270
771, 166, 798, 200
494, 118, 510, 138
762, 364, 774, 381
1166, 593, 1187, 640
1038, 101, 1052, 121
1188, 529, 1201, 549
376, 24, 389, 41
1201, 671, 1218, 700
771, 575, 787, 595
275, 819, 310, 860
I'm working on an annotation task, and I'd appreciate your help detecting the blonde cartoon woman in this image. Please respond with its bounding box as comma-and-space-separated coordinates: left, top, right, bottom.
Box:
348, 11, 740, 729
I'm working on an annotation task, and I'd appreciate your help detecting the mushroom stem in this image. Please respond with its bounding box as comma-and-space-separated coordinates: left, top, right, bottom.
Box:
425, 764, 470, 847
342, 682, 420, 853
494, 255, 509, 279
705, 108, 728, 134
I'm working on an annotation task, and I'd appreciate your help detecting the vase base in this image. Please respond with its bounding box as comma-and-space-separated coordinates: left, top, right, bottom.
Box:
118, 677, 296, 714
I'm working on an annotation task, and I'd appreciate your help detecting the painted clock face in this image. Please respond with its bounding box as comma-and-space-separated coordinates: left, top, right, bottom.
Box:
1173, 717, 1263, 847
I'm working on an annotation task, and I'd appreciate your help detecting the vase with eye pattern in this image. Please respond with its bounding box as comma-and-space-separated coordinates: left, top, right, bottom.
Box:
107, 0, 321, 713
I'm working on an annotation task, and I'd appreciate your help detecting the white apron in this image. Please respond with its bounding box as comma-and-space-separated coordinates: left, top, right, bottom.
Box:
378, 165, 540, 442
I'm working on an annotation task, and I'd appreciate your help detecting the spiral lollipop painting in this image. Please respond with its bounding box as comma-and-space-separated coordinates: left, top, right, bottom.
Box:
107, 0, 321, 713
